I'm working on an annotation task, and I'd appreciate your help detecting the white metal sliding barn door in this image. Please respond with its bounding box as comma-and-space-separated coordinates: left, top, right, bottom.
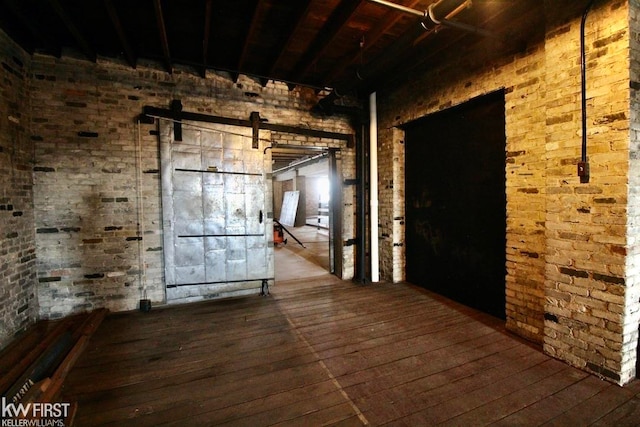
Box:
160, 120, 273, 303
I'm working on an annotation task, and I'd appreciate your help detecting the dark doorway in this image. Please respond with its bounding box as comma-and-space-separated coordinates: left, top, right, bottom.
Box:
404, 90, 506, 319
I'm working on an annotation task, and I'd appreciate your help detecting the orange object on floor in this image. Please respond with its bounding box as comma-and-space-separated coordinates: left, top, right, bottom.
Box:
273, 223, 286, 245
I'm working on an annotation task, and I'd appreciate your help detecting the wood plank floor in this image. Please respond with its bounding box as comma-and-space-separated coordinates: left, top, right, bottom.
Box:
275, 225, 330, 281
61, 271, 640, 425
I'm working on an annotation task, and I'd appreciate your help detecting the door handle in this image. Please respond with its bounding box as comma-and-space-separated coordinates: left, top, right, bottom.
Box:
259, 210, 263, 224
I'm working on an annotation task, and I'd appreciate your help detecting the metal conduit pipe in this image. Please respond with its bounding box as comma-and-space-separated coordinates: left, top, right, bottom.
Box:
578, 0, 596, 184
367, 0, 425, 17
272, 152, 328, 175
366, 0, 495, 38
428, 2, 495, 38
313, 0, 476, 116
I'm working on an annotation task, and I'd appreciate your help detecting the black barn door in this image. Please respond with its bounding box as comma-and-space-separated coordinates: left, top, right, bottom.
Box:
404, 91, 506, 318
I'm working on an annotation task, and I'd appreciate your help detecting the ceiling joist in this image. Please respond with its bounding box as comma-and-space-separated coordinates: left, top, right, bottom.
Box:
267, 0, 314, 85
201, 0, 213, 78
288, 0, 362, 85
0, 0, 544, 94
237, 0, 265, 74
325, 0, 423, 86
1, 0, 53, 55
104, 0, 136, 68
47, 0, 96, 62
153, 0, 172, 74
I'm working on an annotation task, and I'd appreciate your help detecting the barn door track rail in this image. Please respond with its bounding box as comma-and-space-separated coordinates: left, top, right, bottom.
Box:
141, 101, 355, 147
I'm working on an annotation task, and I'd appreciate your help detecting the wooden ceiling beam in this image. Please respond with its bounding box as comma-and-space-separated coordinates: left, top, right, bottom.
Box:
333, 1, 479, 93
201, 0, 212, 77
104, 0, 136, 68
367, 1, 526, 92
153, 0, 172, 73
342, 20, 424, 92
325, 0, 422, 86
267, 0, 314, 85
288, 0, 362, 86
47, 0, 96, 61
237, 0, 266, 73
1, 0, 57, 55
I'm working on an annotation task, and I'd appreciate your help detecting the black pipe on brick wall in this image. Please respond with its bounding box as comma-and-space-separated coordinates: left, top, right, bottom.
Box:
579, 0, 596, 184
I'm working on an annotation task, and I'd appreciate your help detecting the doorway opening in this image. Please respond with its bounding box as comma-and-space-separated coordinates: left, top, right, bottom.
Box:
403, 90, 507, 318
271, 146, 339, 282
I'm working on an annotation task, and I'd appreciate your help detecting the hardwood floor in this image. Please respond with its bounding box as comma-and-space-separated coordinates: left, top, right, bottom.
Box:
275, 225, 330, 281
61, 269, 640, 425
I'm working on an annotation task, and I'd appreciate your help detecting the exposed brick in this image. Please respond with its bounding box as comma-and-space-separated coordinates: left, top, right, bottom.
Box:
0, 0, 636, 388
36, 227, 59, 233
559, 267, 589, 279
593, 273, 625, 285
65, 101, 87, 108
594, 198, 617, 204
78, 131, 98, 138
546, 113, 573, 125
375, 1, 637, 386
60, 227, 80, 233
83, 238, 104, 245
22, 32, 355, 330
586, 362, 621, 382
520, 251, 539, 258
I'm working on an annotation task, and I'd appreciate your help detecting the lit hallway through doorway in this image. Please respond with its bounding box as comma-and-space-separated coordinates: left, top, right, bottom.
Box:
274, 225, 330, 283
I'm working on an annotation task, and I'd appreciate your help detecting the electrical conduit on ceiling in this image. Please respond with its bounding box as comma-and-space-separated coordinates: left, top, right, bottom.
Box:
365, 0, 488, 36
313, 0, 490, 115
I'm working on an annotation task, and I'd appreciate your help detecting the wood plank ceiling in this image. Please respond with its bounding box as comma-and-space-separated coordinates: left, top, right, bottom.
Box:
0, 0, 545, 95
0, 0, 547, 168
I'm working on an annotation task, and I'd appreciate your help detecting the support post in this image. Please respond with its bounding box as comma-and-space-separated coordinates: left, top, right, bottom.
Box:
370, 92, 379, 283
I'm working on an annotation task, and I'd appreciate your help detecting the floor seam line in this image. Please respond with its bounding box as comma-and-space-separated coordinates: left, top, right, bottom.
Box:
281, 308, 370, 426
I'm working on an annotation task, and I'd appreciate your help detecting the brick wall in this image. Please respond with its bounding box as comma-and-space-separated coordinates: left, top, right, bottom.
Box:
624, 0, 640, 386
543, 0, 633, 385
377, 0, 638, 384
28, 55, 354, 318
4, 0, 638, 384
0, 30, 37, 348
377, 126, 406, 283
378, 38, 548, 342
